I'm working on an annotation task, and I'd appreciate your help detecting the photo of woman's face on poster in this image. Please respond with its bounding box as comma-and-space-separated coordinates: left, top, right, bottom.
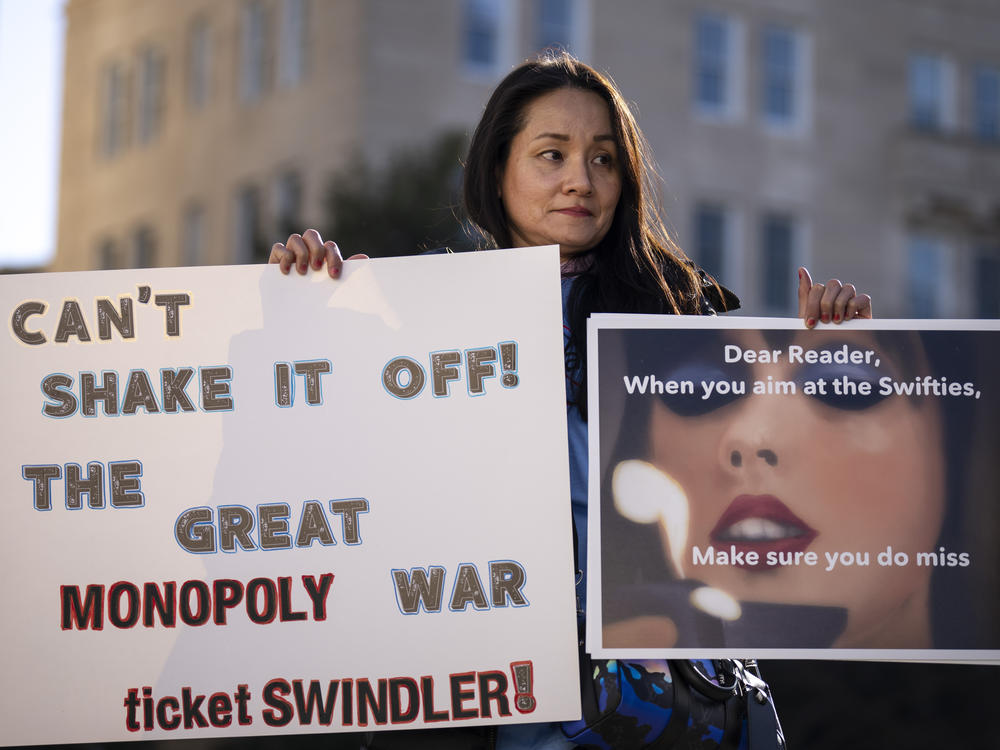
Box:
593, 319, 1000, 658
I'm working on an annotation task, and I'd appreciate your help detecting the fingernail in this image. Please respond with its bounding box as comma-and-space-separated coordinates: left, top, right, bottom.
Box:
798, 269, 803, 280
312, 258, 322, 270
331, 266, 341, 278
833, 313, 841, 322
821, 314, 830, 324
806, 318, 816, 328
297, 262, 306, 273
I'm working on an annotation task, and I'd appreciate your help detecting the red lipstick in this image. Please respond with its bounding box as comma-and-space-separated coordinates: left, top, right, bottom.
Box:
710, 494, 817, 570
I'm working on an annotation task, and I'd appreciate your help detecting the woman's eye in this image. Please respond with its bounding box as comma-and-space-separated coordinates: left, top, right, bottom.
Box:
656, 362, 747, 417
797, 363, 888, 411
593, 153, 614, 167
540, 149, 562, 161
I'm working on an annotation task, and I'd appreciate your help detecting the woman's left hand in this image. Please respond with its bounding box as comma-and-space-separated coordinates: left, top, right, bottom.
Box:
797, 266, 872, 328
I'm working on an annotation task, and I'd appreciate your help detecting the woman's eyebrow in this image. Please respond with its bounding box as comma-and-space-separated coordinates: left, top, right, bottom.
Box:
530, 132, 616, 143
531, 132, 569, 142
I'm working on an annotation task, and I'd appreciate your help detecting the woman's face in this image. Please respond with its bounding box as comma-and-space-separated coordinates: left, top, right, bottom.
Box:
500, 88, 622, 261
645, 329, 945, 647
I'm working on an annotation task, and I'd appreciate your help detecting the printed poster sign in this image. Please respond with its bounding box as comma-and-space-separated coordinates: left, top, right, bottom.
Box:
0, 247, 580, 746
586, 314, 1000, 661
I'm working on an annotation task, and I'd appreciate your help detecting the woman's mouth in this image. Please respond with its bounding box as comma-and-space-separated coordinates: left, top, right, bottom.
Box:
710, 495, 817, 569
555, 206, 593, 217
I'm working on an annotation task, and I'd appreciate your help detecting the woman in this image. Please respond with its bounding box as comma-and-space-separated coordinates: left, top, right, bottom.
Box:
600, 326, 997, 653
270, 51, 871, 749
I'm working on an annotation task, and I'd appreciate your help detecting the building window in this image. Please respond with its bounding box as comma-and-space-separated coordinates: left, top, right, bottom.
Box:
463, 0, 513, 76
133, 226, 157, 269
761, 25, 808, 130
240, 0, 270, 101
182, 204, 205, 266
463, 0, 499, 71
762, 27, 793, 120
693, 203, 727, 279
136, 47, 165, 145
908, 53, 955, 133
973, 66, 1000, 142
187, 18, 211, 109
695, 13, 727, 111
761, 213, 796, 313
234, 185, 263, 263
536, 0, 571, 51
278, 0, 307, 87
273, 171, 303, 237
907, 234, 943, 317
461, 0, 516, 78
100, 61, 130, 157
534, 0, 588, 59
97, 238, 119, 270
693, 12, 742, 119
975, 253, 1000, 318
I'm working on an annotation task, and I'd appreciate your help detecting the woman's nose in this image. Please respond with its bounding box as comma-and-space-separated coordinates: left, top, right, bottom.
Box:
728, 448, 778, 468
562, 157, 593, 195
717, 397, 786, 476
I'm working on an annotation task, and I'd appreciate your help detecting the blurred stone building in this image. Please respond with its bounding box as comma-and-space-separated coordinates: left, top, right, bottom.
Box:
53, 0, 1000, 317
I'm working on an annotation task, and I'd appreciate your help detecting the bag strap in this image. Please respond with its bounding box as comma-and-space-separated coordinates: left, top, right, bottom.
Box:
644, 667, 691, 750
734, 661, 786, 750
670, 659, 740, 701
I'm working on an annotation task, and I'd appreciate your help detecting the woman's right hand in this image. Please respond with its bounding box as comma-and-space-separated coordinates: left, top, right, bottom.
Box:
268, 228, 368, 279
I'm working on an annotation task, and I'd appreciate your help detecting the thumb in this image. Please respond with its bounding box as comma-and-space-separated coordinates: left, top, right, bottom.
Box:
797, 266, 812, 318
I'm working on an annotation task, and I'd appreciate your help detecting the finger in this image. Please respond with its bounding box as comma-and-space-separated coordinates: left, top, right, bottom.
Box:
268, 243, 294, 274
831, 283, 857, 323
301, 228, 327, 271
818, 279, 843, 324
796, 267, 813, 318
845, 293, 873, 321
325, 241, 345, 278
802, 283, 825, 328
284, 233, 310, 274
346, 253, 369, 261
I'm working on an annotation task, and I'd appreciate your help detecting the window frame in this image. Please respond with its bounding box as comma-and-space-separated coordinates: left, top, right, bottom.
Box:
233, 184, 263, 264
99, 60, 130, 158
278, 0, 308, 88
692, 201, 729, 281
460, 0, 517, 81
133, 225, 157, 269
182, 203, 206, 266
759, 211, 803, 315
692, 11, 745, 122
906, 233, 956, 318
972, 64, 1000, 142
908, 53, 957, 134
136, 45, 165, 145
759, 24, 811, 134
187, 17, 211, 110
533, 0, 590, 59
240, 0, 271, 102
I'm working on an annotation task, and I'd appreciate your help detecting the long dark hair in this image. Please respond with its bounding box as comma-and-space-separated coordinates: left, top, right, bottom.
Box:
463, 52, 731, 415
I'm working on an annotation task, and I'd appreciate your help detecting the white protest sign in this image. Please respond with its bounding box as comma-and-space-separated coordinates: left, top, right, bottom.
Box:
587, 314, 1000, 662
0, 247, 580, 745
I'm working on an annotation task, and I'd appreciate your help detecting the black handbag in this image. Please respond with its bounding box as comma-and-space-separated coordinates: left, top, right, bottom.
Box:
561, 652, 785, 749
564, 521, 786, 749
